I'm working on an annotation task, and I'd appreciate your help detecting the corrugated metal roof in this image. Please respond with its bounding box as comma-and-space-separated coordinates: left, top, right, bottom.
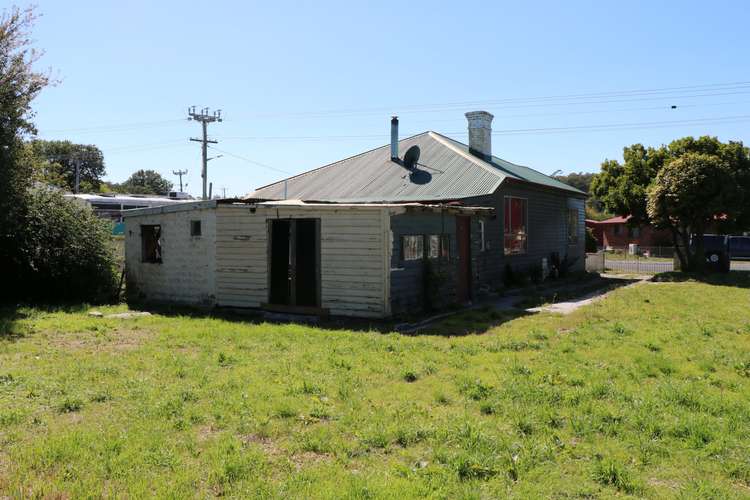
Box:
250, 131, 585, 202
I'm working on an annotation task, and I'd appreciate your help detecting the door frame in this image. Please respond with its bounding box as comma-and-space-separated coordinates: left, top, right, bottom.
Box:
265, 218, 325, 313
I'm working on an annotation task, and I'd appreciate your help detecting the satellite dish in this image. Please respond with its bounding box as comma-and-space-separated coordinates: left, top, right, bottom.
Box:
403, 145, 420, 170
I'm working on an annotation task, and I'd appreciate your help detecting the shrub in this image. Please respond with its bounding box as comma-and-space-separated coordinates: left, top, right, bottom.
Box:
585, 227, 599, 253
3, 189, 118, 303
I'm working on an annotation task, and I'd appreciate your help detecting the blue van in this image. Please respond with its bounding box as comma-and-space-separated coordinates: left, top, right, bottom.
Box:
729, 236, 750, 260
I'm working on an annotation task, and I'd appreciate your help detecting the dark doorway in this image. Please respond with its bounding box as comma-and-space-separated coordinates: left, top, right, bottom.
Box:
268, 219, 320, 308
456, 216, 471, 303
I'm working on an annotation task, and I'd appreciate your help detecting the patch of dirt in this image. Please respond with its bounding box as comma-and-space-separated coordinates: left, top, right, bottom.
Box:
647, 478, 681, 490
197, 425, 218, 443
46, 328, 150, 352
242, 434, 331, 470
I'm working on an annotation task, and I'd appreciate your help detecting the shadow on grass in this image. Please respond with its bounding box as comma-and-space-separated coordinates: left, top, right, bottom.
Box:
408, 306, 531, 336
653, 271, 750, 289
0, 302, 91, 341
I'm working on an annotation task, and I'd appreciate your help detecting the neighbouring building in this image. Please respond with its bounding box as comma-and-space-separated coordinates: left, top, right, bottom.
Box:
124, 111, 586, 318
586, 215, 672, 249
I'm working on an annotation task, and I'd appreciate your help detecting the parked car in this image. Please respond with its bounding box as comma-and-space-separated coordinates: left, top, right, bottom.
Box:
692, 234, 730, 272
729, 236, 750, 260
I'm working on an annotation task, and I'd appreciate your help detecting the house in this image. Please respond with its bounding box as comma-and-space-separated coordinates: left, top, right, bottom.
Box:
586, 215, 672, 250
123, 111, 586, 318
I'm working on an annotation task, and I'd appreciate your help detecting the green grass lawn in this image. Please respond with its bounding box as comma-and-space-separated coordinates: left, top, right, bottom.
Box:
2, 274, 750, 498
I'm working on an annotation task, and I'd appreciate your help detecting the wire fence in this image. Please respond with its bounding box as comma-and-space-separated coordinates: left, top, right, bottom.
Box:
587, 246, 676, 274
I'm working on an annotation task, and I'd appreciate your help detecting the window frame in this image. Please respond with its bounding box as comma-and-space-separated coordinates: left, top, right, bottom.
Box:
503, 196, 528, 256
479, 220, 486, 252
401, 235, 424, 261
190, 219, 202, 237
567, 208, 579, 245
141, 224, 162, 264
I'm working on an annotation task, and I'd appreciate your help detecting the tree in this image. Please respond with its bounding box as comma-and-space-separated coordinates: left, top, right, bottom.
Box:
0, 6, 51, 295
647, 153, 743, 271
592, 136, 750, 271
30, 139, 106, 192
0, 6, 117, 303
554, 171, 610, 220
116, 169, 173, 195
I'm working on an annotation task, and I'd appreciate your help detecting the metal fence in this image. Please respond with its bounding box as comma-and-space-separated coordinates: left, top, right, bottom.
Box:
587, 246, 676, 274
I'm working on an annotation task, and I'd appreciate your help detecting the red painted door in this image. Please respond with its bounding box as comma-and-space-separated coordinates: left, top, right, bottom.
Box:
456, 216, 471, 303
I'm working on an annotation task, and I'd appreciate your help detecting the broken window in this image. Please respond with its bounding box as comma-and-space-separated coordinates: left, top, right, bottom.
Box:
141, 225, 162, 263
402, 235, 424, 261
504, 197, 527, 255
190, 220, 202, 237
568, 208, 579, 244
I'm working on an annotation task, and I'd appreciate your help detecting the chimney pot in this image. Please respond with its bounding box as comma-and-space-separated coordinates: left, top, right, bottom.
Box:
390, 116, 399, 161
465, 110, 494, 160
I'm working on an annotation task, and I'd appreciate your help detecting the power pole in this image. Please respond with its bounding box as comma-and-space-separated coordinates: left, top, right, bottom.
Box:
188, 106, 223, 200
172, 169, 188, 192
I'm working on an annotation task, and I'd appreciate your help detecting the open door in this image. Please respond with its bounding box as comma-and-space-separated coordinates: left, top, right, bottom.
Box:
456, 216, 471, 303
268, 219, 320, 310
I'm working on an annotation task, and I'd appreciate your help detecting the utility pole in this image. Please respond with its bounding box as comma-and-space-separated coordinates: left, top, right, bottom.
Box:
188, 106, 223, 200
172, 169, 188, 192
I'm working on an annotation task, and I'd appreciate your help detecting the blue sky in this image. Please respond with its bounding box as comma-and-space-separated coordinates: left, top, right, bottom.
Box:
28, 0, 750, 197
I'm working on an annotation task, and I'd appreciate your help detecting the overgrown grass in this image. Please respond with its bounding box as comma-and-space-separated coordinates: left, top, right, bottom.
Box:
1, 274, 750, 497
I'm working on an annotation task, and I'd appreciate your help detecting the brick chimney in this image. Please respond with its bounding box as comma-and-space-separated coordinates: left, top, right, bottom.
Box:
465, 111, 494, 160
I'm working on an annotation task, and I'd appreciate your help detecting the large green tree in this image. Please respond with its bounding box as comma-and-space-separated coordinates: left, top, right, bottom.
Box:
115, 169, 173, 195
0, 6, 50, 290
30, 139, 106, 192
0, 6, 117, 303
592, 136, 750, 271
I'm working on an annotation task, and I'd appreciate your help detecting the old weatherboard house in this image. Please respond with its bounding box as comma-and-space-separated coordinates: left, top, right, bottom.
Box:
124, 111, 585, 318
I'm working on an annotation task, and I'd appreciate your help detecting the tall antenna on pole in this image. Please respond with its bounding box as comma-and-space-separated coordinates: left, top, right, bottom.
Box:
172, 169, 188, 192
188, 106, 223, 200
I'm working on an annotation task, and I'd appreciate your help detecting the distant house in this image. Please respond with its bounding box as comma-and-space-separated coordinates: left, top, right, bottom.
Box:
124, 111, 585, 318
586, 215, 672, 249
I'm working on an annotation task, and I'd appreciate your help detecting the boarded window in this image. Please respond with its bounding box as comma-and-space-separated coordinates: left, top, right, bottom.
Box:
141, 225, 162, 263
190, 220, 202, 236
504, 197, 527, 255
402, 235, 424, 261
568, 209, 579, 244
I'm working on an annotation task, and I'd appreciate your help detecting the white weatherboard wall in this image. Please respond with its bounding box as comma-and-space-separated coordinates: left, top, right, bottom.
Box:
124, 206, 216, 305
216, 204, 391, 318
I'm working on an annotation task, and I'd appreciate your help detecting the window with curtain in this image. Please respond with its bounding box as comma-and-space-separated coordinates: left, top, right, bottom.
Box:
401, 235, 424, 261
504, 197, 527, 255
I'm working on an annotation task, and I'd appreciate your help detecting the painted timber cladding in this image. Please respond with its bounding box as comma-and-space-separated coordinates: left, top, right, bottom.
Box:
124, 206, 217, 305
389, 212, 460, 314
215, 205, 390, 318
466, 183, 586, 287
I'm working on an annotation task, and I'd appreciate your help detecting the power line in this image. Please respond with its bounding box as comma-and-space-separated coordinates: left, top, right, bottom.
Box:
209, 114, 750, 142
207, 145, 291, 174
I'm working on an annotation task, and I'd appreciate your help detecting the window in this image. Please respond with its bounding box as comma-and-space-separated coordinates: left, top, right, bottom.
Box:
141, 225, 162, 263
628, 226, 639, 238
440, 234, 450, 258
479, 220, 486, 251
613, 225, 622, 236
567, 209, 579, 244
504, 197, 527, 255
428, 235, 440, 259
401, 235, 424, 261
190, 220, 202, 237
